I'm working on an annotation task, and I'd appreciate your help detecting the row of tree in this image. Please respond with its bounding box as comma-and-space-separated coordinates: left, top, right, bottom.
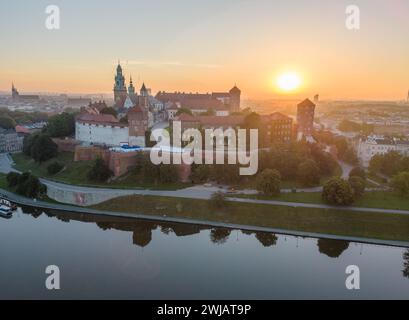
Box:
6, 172, 46, 199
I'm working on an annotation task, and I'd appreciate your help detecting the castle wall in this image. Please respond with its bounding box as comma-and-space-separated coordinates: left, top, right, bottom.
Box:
75, 122, 129, 147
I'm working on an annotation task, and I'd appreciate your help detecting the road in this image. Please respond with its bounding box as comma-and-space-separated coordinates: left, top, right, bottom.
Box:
0, 153, 403, 215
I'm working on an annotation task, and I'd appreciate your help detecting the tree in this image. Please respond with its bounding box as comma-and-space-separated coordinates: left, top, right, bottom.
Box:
6, 172, 20, 188
209, 191, 228, 209
100, 107, 118, 117
159, 165, 178, 184
349, 167, 366, 180
44, 112, 76, 138
87, 158, 113, 182
322, 177, 354, 206
30, 134, 58, 163
297, 159, 320, 187
349, 176, 366, 199
0, 116, 16, 129
391, 172, 409, 197
256, 169, 281, 196
190, 165, 211, 184
47, 162, 64, 175
11, 172, 46, 198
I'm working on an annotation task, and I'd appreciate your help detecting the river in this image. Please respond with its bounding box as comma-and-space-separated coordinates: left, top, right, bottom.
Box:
0, 206, 409, 299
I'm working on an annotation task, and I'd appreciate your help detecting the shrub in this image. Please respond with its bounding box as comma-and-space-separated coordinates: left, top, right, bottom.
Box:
297, 159, 320, 187
256, 169, 281, 196
87, 158, 113, 182
322, 177, 354, 206
349, 176, 366, 199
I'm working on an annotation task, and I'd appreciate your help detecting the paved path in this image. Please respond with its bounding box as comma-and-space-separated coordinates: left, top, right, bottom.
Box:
0, 153, 404, 214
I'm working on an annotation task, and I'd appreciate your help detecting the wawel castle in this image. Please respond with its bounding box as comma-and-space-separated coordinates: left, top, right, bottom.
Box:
75, 62, 242, 148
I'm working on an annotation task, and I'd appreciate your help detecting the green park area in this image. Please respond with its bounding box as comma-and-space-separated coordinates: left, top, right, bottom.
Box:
11, 152, 188, 190
91, 194, 409, 242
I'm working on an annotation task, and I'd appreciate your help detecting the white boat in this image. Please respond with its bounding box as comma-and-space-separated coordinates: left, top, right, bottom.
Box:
0, 204, 12, 218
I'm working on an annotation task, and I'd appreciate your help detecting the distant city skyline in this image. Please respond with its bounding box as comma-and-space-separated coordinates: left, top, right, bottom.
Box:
0, 0, 408, 100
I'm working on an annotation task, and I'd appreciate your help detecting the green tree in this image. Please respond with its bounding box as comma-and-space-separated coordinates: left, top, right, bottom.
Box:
6, 172, 20, 188
13, 172, 46, 198
0, 116, 16, 129
44, 112, 75, 138
256, 169, 281, 196
87, 158, 113, 182
391, 172, 409, 197
349, 176, 366, 199
322, 177, 354, 206
297, 159, 320, 187
190, 165, 211, 184
159, 165, 178, 184
349, 167, 366, 180
30, 134, 58, 163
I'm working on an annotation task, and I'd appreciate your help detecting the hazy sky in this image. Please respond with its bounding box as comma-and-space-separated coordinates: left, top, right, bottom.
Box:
0, 0, 408, 100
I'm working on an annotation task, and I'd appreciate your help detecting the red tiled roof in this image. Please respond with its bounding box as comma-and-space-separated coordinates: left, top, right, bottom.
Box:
127, 106, 146, 114
15, 125, 29, 134
76, 113, 121, 126
298, 99, 315, 108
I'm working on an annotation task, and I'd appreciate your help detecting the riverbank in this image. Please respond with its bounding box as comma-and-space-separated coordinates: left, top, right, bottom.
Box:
90, 195, 409, 243
1, 187, 409, 248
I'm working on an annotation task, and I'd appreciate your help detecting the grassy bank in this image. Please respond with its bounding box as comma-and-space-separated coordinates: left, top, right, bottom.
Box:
11, 152, 189, 191
234, 191, 409, 211
91, 195, 409, 242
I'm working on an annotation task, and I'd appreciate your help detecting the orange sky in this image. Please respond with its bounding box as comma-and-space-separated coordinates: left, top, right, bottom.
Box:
1, 0, 408, 100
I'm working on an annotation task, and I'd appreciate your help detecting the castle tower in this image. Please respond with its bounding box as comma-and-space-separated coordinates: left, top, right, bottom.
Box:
139, 83, 149, 109
113, 62, 127, 104
128, 76, 135, 95
297, 99, 316, 138
11, 83, 19, 100
229, 85, 241, 112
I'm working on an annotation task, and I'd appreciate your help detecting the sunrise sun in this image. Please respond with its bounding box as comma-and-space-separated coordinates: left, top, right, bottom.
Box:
277, 72, 302, 92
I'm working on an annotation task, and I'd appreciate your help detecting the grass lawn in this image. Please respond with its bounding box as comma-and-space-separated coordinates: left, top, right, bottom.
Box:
91, 194, 409, 242
11, 152, 189, 190
234, 191, 409, 211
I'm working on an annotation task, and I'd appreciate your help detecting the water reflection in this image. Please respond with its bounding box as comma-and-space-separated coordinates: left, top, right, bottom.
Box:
403, 249, 409, 278
317, 239, 350, 258
17, 205, 406, 265
3, 206, 409, 299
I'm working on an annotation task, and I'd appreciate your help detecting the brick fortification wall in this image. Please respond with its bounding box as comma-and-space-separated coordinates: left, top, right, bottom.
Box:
74, 146, 110, 163
74, 146, 192, 182
53, 138, 80, 153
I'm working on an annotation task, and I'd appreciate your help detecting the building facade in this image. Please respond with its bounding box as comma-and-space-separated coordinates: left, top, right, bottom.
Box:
297, 98, 316, 139
357, 135, 409, 167
0, 128, 24, 153
261, 112, 293, 145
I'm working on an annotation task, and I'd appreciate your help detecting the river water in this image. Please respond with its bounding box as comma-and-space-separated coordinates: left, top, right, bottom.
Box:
0, 207, 408, 299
